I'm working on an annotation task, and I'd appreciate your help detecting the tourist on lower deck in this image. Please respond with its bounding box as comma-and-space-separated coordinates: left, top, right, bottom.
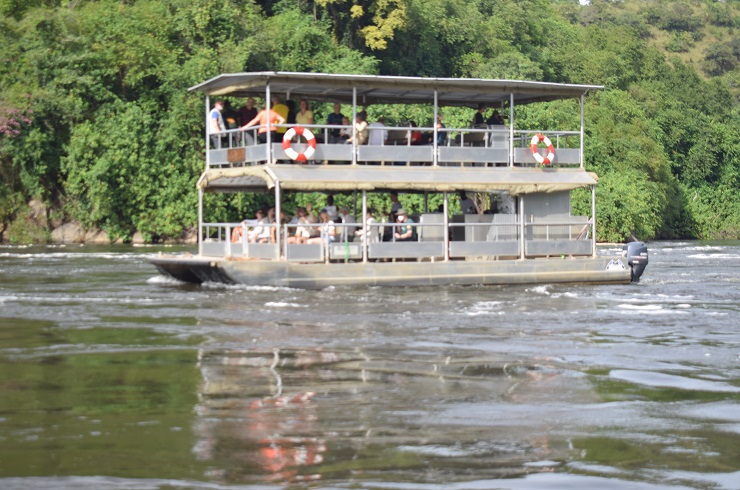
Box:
355, 209, 379, 243
307, 211, 335, 245
394, 209, 415, 241
338, 206, 357, 239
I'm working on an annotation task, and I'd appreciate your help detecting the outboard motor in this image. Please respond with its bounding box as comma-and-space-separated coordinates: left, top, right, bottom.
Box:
622, 241, 649, 282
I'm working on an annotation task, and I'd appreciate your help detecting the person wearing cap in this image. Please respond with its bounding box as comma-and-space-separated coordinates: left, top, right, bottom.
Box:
394, 209, 415, 241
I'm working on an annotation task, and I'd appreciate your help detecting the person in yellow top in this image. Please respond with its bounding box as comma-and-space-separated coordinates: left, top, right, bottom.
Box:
295, 99, 314, 125
270, 95, 289, 134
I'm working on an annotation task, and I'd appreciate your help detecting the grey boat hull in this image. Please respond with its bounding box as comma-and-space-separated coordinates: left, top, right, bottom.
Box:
151, 255, 632, 288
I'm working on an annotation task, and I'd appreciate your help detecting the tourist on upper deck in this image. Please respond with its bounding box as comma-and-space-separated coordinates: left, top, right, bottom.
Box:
338, 116, 352, 142
209, 100, 226, 149
271, 95, 289, 134
327, 103, 345, 143
296, 99, 314, 126
394, 209, 415, 241
286, 100, 297, 125
459, 191, 476, 214
436, 114, 447, 146
223, 101, 239, 130
486, 110, 505, 126
338, 206, 357, 240
346, 112, 368, 145
238, 98, 257, 127
355, 209, 380, 243
472, 103, 486, 127
367, 116, 388, 146
240, 106, 286, 144
307, 211, 335, 245
409, 122, 422, 145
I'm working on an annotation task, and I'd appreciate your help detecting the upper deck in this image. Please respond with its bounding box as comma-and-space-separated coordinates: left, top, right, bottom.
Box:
191, 72, 601, 183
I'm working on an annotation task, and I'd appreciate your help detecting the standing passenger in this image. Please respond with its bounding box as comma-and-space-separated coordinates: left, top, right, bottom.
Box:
271, 95, 289, 134
327, 103, 345, 143
238, 97, 257, 127
209, 100, 226, 149
296, 99, 314, 126
240, 106, 286, 144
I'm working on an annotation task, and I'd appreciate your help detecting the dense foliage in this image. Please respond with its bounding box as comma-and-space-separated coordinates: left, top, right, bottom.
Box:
0, 0, 738, 243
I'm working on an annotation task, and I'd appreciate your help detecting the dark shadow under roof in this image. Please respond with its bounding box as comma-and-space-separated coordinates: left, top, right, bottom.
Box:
189, 72, 602, 107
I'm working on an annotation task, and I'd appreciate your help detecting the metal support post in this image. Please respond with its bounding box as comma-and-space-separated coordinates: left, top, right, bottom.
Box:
443, 192, 449, 261
591, 185, 597, 257
580, 94, 585, 169
519, 195, 525, 260
275, 181, 281, 260
433, 90, 438, 166
362, 191, 368, 263
352, 87, 357, 165
509, 93, 515, 167
266, 83, 272, 164
198, 189, 203, 256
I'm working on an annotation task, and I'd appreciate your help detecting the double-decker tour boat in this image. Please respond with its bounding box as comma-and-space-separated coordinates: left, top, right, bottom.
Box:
151, 72, 648, 288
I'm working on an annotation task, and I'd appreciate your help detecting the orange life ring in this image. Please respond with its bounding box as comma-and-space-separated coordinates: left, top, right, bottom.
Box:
530, 134, 555, 165
282, 126, 316, 163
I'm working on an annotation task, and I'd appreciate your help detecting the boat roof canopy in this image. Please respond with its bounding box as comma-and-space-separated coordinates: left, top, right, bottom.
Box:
189, 72, 603, 107
197, 166, 598, 195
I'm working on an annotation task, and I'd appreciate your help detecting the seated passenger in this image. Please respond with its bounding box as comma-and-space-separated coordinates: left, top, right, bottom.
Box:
355, 209, 379, 243
346, 113, 369, 145
248, 209, 266, 243
338, 206, 357, 239
486, 110, 505, 125
307, 211, 335, 245
338, 116, 352, 142
256, 207, 275, 243
367, 116, 388, 146
394, 209, 415, 241
409, 122, 422, 145
472, 103, 486, 127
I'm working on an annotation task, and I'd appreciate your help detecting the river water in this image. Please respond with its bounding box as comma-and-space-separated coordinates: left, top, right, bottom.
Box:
0, 241, 738, 489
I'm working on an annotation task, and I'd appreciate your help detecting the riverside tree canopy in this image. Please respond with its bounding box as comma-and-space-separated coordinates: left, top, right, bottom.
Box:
0, 0, 738, 243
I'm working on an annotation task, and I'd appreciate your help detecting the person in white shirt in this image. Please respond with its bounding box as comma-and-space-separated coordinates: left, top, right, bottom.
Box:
209, 100, 226, 149
367, 116, 388, 146
355, 209, 380, 243
338, 206, 357, 241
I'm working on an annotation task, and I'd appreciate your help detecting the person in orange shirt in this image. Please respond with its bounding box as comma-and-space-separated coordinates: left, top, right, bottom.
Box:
241, 106, 286, 144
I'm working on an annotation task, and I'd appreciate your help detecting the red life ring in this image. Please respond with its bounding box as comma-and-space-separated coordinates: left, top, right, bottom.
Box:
282, 126, 316, 163
530, 134, 555, 165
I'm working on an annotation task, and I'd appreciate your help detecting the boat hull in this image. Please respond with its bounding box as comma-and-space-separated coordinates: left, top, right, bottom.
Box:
151, 255, 632, 288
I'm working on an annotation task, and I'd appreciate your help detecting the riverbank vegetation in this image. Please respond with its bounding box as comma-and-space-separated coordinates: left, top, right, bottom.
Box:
1, 0, 738, 243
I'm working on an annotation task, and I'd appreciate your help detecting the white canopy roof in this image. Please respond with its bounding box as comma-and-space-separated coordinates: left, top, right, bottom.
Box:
197, 166, 598, 195
189, 72, 602, 107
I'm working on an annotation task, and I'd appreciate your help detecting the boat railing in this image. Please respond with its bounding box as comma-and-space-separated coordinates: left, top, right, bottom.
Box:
207, 124, 583, 169
200, 215, 594, 261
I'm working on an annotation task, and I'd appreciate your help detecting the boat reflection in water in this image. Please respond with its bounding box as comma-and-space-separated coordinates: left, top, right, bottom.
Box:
191, 347, 574, 485
193, 349, 330, 483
